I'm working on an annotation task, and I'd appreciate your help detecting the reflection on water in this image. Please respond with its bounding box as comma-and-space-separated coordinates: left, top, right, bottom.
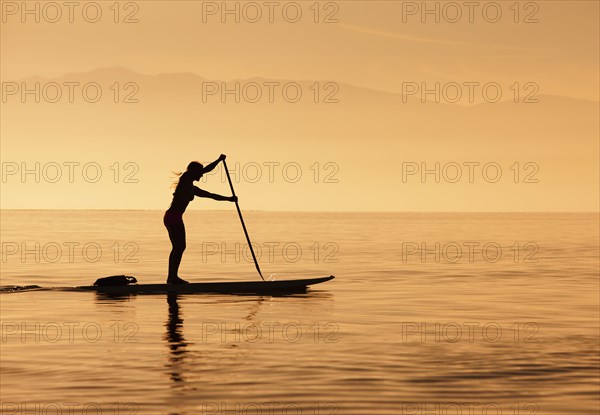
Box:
162, 293, 281, 396
94, 292, 134, 303
165, 294, 188, 386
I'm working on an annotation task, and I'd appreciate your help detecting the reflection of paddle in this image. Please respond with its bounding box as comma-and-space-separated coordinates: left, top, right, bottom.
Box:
223, 159, 265, 281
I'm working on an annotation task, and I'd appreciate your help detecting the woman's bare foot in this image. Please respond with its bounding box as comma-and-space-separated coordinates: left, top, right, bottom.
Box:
167, 276, 189, 284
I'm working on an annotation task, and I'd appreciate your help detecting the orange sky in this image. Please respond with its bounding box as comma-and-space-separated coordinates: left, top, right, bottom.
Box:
1, 1, 598, 211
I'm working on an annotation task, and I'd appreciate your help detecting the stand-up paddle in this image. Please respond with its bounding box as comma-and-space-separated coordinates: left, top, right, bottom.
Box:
222, 159, 265, 281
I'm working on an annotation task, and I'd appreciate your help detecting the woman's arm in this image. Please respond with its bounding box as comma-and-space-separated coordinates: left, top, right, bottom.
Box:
203, 154, 226, 174
194, 186, 236, 202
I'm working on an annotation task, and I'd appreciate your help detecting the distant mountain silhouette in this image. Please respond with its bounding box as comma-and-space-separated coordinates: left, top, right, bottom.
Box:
11, 66, 599, 106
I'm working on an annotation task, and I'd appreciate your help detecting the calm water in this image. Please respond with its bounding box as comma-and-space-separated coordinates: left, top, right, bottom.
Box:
1, 211, 598, 414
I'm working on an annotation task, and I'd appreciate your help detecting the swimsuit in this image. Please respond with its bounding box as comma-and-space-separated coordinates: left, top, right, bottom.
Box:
163, 209, 183, 226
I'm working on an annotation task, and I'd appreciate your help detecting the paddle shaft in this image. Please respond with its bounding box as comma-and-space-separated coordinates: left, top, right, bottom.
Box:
222, 159, 265, 281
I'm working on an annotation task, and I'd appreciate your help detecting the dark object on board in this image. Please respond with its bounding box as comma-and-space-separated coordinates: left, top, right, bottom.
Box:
93, 275, 138, 286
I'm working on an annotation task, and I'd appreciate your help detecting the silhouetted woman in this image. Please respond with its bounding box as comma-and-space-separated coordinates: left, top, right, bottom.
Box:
164, 155, 236, 284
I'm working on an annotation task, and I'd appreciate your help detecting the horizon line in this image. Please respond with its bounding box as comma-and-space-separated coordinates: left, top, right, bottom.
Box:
1, 209, 599, 214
